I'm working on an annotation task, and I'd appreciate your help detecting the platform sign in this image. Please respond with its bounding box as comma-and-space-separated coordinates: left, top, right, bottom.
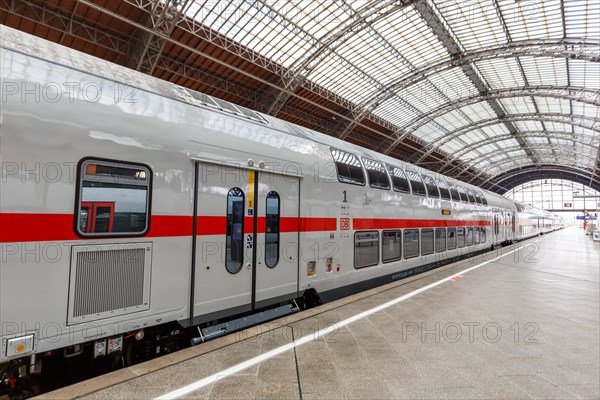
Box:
576, 216, 586, 220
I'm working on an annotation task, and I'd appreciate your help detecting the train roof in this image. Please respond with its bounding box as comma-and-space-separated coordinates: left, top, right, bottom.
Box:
1, 25, 543, 213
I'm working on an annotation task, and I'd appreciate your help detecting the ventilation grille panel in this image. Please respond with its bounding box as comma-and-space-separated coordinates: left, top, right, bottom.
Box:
68, 243, 151, 325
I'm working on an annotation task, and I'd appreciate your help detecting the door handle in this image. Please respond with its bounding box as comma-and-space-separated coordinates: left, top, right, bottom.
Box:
247, 262, 252, 269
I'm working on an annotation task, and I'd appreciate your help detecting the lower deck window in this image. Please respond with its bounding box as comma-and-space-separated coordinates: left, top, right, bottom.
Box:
466, 227, 473, 246
355, 231, 379, 268
382, 230, 402, 262
421, 229, 434, 255
435, 228, 446, 253
457, 228, 465, 248
474, 227, 480, 244
447, 228, 457, 250
480, 227, 487, 243
404, 229, 420, 259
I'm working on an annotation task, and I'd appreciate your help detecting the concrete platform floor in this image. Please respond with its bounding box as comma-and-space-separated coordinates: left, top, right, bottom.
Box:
44, 226, 599, 399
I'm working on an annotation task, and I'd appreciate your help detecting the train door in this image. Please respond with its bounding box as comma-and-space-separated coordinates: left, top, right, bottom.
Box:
191, 162, 300, 324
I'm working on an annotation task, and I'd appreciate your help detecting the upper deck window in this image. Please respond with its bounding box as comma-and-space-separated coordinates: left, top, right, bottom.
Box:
331, 148, 365, 185
362, 158, 390, 190
405, 169, 426, 196
466, 188, 476, 204
447, 182, 460, 201
436, 179, 452, 201
422, 175, 440, 198
456, 185, 468, 203
386, 165, 411, 193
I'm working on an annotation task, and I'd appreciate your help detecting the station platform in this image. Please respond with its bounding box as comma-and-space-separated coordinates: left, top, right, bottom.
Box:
41, 226, 599, 400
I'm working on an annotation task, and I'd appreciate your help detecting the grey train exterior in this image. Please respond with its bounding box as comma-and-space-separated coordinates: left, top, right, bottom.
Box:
0, 26, 562, 375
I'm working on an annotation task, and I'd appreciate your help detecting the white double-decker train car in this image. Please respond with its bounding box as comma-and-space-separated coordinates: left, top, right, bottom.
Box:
0, 26, 562, 393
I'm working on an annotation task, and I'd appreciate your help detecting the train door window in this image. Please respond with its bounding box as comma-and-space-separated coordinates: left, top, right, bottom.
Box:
226, 187, 245, 274
436, 179, 451, 201
480, 227, 486, 243
422, 175, 440, 198
511, 213, 516, 233
76, 159, 151, 237
494, 215, 500, 235
466, 227, 473, 246
265, 191, 280, 268
447, 183, 460, 202
466, 189, 476, 204
457, 227, 465, 248
456, 186, 468, 202
421, 229, 434, 255
331, 148, 365, 185
386, 165, 411, 193
362, 158, 390, 190
473, 227, 480, 244
403, 229, 420, 259
354, 231, 379, 268
447, 228, 457, 250
405, 169, 426, 196
382, 230, 402, 262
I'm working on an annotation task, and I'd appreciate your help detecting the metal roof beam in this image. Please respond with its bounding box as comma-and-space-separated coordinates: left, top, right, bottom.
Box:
441, 131, 599, 173
411, 113, 600, 164
396, 86, 599, 136
1, 0, 129, 56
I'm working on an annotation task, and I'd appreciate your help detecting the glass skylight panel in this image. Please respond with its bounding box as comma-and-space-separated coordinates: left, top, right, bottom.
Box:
458, 103, 497, 121
535, 97, 571, 114
495, 138, 520, 149
432, 0, 508, 50
400, 80, 449, 115
572, 103, 600, 120
565, 1, 600, 38
311, 56, 378, 103
513, 120, 544, 132
569, 60, 600, 89
374, 5, 450, 68
439, 140, 465, 154
499, 97, 537, 114
526, 137, 548, 146
411, 123, 446, 143
474, 59, 526, 89
373, 97, 421, 127
497, 0, 563, 41
519, 57, 568, 87
427, 68, 479, 102
478, 124, 511, 138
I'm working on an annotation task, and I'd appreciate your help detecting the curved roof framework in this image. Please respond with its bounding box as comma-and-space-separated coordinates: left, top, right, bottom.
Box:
2, 0, 599, 192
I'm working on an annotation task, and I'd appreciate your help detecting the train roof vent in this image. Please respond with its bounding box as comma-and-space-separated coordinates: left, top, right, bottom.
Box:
185, 89, 268, 124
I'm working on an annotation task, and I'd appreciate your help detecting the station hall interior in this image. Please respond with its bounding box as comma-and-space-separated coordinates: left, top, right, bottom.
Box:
0, 0, 599, 399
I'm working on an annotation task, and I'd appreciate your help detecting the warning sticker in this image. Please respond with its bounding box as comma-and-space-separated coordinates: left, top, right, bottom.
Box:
246, 234, 253, 249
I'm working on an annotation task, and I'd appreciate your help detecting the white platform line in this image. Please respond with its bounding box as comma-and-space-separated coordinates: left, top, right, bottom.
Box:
155, 241, 539, 400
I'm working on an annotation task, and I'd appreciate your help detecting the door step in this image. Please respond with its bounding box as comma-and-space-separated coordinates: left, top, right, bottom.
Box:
191, 302, 299, 344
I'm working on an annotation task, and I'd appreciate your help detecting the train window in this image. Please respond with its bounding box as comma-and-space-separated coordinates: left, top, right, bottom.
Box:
457, 227, 465, 248
435, 228, 446, 252
331, 148, 365, 185
404, 229, 420, 259
473, 227, 480, 244
480, 192, 488, 206
447, 228, 457, 250
382, 231, 402, 262
436, 179, 452, 201
362, 158, 390, 190
226, 187, 245, 274
466, 227, 473, 246
480, 227, 486, 243
421, 229, 434, 255
354, 231, 379, 268
386, 165, 411, 193
265, 191, 280, 268
466, 189, 476, 204
422, 175, 440, 198
474, 192, 483, 205
447, 183, 460, 202
76, 159, 151, 237
456, 186, 467, 202
405, 169, 427, 196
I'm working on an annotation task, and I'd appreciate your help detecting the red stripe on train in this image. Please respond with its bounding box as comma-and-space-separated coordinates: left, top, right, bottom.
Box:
352, 218, 490, 230
0, 214, 336, 242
